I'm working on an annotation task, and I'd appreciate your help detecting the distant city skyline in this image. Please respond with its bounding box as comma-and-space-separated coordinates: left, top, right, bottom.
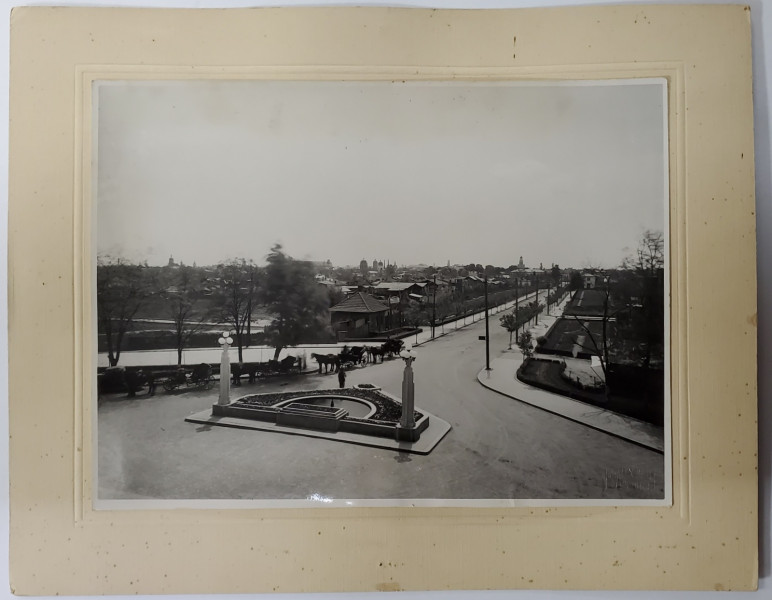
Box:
156, 253, 574, 272
95, 79, 667, 269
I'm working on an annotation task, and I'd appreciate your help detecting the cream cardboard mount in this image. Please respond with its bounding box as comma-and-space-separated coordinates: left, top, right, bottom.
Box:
8, 4, 757, 594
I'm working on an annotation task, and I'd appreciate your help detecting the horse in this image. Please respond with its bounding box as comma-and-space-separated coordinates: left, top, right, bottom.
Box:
382, 338, 404, 357
121, 367, 153, 397
239, 362, 260, 383
339, 345, 366, 366
311, 353, 339, 373
278, 356, 298, 373
367, 346, 385, 364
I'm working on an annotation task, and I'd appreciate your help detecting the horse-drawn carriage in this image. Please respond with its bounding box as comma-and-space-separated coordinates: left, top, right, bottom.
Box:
161, 363, 214, 392
366, 338, 404, 364
312, 340, 404, 372
233, 355, 301, 383
339, 346, 367, 368
311, 346, 367, 373
98, 366, 157, 397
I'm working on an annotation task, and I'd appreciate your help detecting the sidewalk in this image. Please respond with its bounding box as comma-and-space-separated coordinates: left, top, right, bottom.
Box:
413, 289, 545, 347
476, 295, 665, 453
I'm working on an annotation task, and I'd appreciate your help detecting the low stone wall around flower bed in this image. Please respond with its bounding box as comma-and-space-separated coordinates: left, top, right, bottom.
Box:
233, 388, 422, 422
212, 387, 429, 440
341, 413, 430, 440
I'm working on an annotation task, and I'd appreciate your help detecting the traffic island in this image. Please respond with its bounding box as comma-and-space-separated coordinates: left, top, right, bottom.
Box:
185, 387, 451, 454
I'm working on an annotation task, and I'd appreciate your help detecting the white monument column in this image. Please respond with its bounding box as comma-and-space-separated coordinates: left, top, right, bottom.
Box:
218, 331, 234, 406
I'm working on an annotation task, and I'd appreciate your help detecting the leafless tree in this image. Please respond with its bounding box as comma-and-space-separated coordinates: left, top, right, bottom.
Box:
96, 256, 152, 366
625, 230, 665, 275
211, 259, 259, 362
161, 265, 210, 365
620, 229, 665, 370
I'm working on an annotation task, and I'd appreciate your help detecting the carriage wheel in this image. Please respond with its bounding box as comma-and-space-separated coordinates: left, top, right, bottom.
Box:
162, 380, 176, 392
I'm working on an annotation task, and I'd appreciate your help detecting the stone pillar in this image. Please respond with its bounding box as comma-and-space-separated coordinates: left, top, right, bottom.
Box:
400, 361, 415, 429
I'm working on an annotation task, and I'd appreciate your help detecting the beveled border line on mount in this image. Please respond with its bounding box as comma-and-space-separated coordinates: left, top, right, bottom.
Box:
73, 62, 685, 523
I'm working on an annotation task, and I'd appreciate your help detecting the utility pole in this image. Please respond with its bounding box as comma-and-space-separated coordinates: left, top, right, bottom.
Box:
546, 282, 551, 315
431, 274, 437, 339
484, 273, 490, 370
534, 272, 539, 325
515, 277, 520, 337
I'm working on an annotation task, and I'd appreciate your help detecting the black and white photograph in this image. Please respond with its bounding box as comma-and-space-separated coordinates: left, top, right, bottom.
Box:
94, 78, 669, 506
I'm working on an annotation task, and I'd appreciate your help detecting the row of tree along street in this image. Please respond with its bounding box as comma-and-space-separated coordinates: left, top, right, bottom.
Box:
400, 268, 565, 332
98, 243, 577, 367
510, 231, 666, 425
98, 244, 330, 366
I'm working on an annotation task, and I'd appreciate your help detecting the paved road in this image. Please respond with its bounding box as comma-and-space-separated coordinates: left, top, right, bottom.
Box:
98, 302, 664, 501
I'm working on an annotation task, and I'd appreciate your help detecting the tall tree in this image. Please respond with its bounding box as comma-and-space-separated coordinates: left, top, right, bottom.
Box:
211, 259, 259, 362
551, 264, 562, 288
97, 256, 152, 366
162, 265, 209, 365
327, 286, 345, 308
620, 230, 665, 369
569, 271, 583, 292
625, 230, 665, 276
262, 244, 330, 360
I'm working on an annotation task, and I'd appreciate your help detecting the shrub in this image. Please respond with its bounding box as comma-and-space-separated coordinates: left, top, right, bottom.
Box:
517, 331, 534, 358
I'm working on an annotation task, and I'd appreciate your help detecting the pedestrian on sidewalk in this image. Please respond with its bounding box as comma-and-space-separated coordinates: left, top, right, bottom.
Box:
337, 367, 346, 389
146, 370, 156, 396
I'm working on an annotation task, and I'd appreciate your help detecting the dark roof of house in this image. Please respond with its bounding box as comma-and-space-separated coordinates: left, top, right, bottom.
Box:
330, 292, 389, 314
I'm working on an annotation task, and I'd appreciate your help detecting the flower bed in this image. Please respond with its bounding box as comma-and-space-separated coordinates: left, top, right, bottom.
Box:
355, 383, 381, 390
212, 387, 431, 441
233, 388, 422, 423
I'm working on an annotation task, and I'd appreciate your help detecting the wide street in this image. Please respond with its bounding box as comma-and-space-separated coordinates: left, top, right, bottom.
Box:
98, 300, 665, 501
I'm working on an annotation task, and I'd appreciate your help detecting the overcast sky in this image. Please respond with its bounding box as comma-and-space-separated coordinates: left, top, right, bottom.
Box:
95, 79, 666, 269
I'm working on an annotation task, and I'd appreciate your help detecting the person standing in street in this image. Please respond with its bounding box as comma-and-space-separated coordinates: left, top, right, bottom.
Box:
337, 367, 346, 389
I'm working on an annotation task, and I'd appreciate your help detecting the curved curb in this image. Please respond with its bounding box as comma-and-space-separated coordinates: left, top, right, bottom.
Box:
477, 360, 664, 453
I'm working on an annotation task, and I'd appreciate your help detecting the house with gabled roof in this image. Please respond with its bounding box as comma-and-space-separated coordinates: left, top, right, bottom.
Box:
329, 292, 389, 340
